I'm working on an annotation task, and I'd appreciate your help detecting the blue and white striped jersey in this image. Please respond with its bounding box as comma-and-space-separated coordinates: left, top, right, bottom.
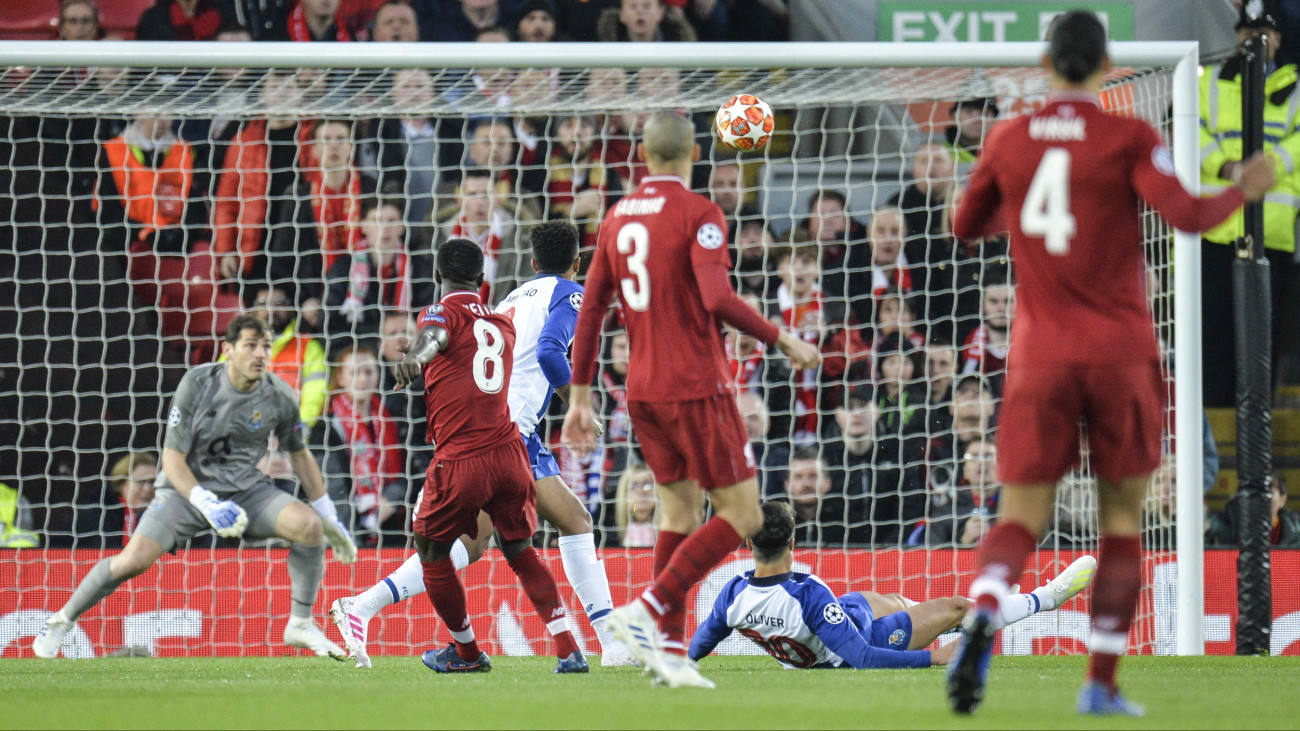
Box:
494, 274, 584, 438
688, 570, 932, 670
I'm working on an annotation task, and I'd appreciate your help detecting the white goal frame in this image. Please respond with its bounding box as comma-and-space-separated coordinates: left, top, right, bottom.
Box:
0, 39, 1205, 655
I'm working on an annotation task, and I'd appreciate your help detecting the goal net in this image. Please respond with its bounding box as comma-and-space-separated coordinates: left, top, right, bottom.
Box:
0, 41, 1214, 659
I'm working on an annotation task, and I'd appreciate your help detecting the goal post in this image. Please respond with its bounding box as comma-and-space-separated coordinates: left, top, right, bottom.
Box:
0, 39, 1212, 658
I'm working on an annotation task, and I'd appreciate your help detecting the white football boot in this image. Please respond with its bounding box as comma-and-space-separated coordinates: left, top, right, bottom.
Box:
329, 597, 372, 669
605, 600, 668, 679
1042, 555, 1098, 611
654, 654, 717, 690
283, 617, 347, 660
32, 611, 74, 659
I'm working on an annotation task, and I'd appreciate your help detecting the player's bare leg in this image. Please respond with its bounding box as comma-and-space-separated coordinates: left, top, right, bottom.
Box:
495, 536, 588, 673
535, 475, 633, 666
34, 533, 167, 658
1076, 475, 1149, 717
334, 512, 491, 668
948, 483, 1055, 714
273, 502, 345, 660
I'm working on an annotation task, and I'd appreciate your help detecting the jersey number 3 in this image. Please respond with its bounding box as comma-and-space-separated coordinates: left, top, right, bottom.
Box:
616, 222, 651, 311
1021, 147, 1076, 255
472, 320, 505, 394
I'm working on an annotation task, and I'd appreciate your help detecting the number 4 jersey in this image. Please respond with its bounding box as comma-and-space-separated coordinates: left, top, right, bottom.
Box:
417, 290, 519, 460
955, 91, 1247, 369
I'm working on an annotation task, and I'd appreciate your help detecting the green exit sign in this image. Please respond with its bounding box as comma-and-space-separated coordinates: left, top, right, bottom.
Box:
879, 1, 1135, 42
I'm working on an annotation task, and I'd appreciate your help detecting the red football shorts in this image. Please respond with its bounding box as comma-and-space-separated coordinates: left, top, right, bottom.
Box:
997, 359, 1165, 485
413, 437, 538, 543
628, 394, 757, 490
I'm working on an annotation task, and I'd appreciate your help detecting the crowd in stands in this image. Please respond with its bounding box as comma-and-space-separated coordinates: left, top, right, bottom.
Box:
4, 0, 1283, 554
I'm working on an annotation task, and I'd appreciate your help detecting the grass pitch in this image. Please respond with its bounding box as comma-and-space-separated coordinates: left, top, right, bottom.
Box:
1, 655, 1296, 729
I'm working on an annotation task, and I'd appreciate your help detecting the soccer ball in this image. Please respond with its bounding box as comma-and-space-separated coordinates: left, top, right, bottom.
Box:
714, 94, 774, 152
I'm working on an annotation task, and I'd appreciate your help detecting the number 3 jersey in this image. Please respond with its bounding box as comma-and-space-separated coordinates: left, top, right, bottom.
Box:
417, 290, 519, 460
688, 570, 931, 670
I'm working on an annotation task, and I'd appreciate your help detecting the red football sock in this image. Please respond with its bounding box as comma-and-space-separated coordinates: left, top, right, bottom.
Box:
643, 518, 742, 624
1087, 535, 1143, 690
508, 547, 580, 658
971, 521, 1038, 612
652, 531, 690, 655
422, 558, 481, 661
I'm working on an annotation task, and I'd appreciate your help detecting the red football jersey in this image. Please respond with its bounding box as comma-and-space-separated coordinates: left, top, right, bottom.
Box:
571, 174, 779, 402
416, 290, 519, 460
955, 91, 1246, 367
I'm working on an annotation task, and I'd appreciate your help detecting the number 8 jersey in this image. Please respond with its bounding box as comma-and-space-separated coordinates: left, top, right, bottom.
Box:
417, 290, 520, 460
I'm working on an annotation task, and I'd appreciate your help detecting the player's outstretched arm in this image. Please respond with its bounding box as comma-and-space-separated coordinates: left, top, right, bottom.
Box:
561, 384, 598, 458
687, 593, 735, 662
290, 447, 358, 564
392, 325, 449, 389
1135, 133, 1276, 231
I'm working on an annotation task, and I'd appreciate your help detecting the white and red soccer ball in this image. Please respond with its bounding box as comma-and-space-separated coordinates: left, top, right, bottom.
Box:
714, 94, 774, 152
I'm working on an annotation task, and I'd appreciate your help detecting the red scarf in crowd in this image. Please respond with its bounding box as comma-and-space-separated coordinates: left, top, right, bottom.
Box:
346, 248, 411, 314
287, 3, 352, 41
168, 0, 223, 40
311, 172, 361, 271
726, 338, 766, 389
330, 393, 402, 526
119, 494, 140, 538
451, 212, 504, 301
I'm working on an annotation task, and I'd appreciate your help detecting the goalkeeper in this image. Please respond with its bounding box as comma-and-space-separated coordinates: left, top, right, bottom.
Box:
33, 315, 357, 659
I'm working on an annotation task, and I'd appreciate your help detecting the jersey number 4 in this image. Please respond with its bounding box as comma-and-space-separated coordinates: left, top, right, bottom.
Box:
616, 222, 651, 311
1021, 147, 1076, 255
472, 320, 505, 394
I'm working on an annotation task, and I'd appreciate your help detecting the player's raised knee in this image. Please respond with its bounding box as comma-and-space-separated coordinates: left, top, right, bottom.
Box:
280, 503, 324, 545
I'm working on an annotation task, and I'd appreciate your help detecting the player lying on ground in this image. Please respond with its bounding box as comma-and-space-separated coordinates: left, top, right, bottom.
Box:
392, 237, 587, 674
34, 314, 358, 659
329, 222, 632, 668
563, 112, 821, 688
945, 9, 1278, 717
689, 501, 1096, 670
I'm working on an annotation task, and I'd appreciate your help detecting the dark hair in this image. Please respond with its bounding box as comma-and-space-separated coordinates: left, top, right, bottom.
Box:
751, 501, 796, 562
873, 332, 920, 382
462, 167, 495, 184
531, 220, 580, 273
362, 197, 404, 219
240, 281, 288, 310
475, 25, 511, 41
807, 189, 847, 213
790, 444, 823, 465
437, 237, 485, 283
1047, 10, 1107, 83
314, 118, 353, 138
1274, 469, 1289, 496
225, 313, 271, 344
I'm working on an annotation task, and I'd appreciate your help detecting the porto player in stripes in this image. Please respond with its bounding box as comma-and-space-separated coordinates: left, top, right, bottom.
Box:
394, 237, 587, 674
562, 112, 820, 688
946, 10, 1277, 716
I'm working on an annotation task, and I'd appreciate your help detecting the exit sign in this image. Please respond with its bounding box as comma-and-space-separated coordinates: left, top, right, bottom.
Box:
879, 1, 1135, 42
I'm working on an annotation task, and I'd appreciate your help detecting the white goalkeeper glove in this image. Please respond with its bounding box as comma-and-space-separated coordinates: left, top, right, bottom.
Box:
188, 485, 248, 539
311, 495, 358, 565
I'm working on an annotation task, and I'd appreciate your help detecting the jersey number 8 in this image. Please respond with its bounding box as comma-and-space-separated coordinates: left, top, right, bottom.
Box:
472, 319, 505, 394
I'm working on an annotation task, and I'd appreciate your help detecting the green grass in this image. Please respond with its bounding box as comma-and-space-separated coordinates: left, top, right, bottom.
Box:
1, 655, 1297, 729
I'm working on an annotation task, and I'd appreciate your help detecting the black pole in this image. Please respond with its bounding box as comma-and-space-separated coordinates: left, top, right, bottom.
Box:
1234, 31, 1273, 656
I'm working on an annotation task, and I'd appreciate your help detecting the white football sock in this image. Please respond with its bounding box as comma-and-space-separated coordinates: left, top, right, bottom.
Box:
1031, 584, 1059, 612
998, 591, 1044, 626
353, 553, 424, 618
557, 533, 615, 643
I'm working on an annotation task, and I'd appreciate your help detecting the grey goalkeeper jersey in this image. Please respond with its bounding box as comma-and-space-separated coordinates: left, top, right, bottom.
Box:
162, 363, 305, 493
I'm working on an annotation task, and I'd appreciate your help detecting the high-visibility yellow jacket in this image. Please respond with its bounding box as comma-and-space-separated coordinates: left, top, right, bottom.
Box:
1200, 59, 1300, 252
0, 482, 38, 548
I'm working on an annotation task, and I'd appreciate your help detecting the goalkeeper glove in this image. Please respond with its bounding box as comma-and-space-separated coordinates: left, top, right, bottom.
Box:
311, 495, 358, 565
188, 485, 249, 538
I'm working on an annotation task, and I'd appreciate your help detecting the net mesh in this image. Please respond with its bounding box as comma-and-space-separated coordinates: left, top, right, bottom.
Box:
0, 57, 1193, 658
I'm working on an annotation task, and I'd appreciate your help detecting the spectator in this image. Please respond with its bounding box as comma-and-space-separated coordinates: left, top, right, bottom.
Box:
800, 188, 869, 323
512, 0, 560, 40
322, 199, 435, 350
923, 436, 999, 546
708, 160, 744, 231
545, 113, 624, 250
92, 111, 209, 256
727, 292, 793, 440
784, 446, 859, 547
413, 0, 518, 42
858, 205, 914, 304
368, 0, 420, 41
1207, 469, 1300, 548
798, 188, 867, 255
430, 169, 533, 304
180, 22, 256, 199
135, 0, 240, 41
267, 119, 366, 317
597, 0, 696, 41
240, 282, 329, 426
945, 96, 998, 165
869, 288, 924, 356
552, 0, 615, 41
438, 118, 545, 206
724, 0, 785, 42
736, 390, 789, 501
834, 385, 926, 545
58, 0, 103, 40
663, 0, 727, 41
595, 329, 633, 495
960, 280, 1013, 394
923, 339, 959, 435
873, 334, 925, 439
77, 452, 157, 548
934, 184, 1010, 344
310, 343, 408, 544
287, 0, 354, 40
214, 69, 313, 282
0, 482, 38, 549
822, 386, 876, 503
612, 463, 657, 547
229, 0, 293, 40
889, 141, 956, 247
731, 211, 781, 299
377, 310, 432, 475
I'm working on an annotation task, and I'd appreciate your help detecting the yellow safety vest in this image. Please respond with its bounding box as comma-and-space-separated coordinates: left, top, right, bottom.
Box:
0, 482, 38, 548
1199, 60, 1300, 253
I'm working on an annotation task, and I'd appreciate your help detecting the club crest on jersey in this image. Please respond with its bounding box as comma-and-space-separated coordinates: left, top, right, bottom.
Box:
569, 292, 583, 311
697, 222, 725, 250
823, 603, 845, 624
889, 629, 906, 646
247, 411, 262, 431
167, 406, 181, 428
